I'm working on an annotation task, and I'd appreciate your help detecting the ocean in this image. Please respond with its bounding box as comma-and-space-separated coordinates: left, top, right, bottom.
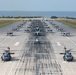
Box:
0, 11, 76, 18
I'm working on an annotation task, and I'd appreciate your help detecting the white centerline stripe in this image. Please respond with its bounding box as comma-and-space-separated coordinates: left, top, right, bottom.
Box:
57, 42, 61, 46
14, 42, 19, 46
66, 37, 76, 45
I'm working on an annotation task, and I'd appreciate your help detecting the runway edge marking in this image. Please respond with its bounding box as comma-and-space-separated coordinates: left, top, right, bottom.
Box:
0, 36, 8, 45
66, 37, 76, 45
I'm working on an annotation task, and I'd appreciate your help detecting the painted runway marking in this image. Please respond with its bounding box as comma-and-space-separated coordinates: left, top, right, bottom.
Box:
66, 37, 76, 45
62, 61, 67, 63
14, 42, 19, 46
0, 36, 8, 45
57, 42, 61, 46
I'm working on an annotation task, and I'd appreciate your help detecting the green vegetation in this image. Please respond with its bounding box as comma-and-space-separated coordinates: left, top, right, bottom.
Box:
0, 16, 42, 18
0, 20, 18, 28
51, 16, 58, 18
57, 19, 76, 28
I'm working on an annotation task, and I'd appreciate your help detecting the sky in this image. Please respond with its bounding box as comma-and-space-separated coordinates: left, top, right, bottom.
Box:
0, 0, 76, 11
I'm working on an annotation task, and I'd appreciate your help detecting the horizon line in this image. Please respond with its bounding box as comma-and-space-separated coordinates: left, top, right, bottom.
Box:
0, 10, 76, 12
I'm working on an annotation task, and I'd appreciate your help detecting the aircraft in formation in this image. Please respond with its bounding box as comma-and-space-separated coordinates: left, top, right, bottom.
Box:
1, 20, 74, 62
7, 31, 13, 36
1, 47, 14, 61
61, 32, 70, 36
0, 46, 75, 62
60, 47, 74, 61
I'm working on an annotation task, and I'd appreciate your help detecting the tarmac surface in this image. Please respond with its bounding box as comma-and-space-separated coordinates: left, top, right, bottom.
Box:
0, 19, 76, 75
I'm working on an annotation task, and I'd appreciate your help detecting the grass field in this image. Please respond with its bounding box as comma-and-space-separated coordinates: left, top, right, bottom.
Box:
57, 19, 76, 28
0, 20, 18, 28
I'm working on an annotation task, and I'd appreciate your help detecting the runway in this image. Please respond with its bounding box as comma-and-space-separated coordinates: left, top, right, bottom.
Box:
46, 20, 76, 75
0, 19, 76, 75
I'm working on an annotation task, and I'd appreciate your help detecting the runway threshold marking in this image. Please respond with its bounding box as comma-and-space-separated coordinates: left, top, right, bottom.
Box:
14, 42, 19, 46
57, 42, 61, 46
66, 37, 76, 45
